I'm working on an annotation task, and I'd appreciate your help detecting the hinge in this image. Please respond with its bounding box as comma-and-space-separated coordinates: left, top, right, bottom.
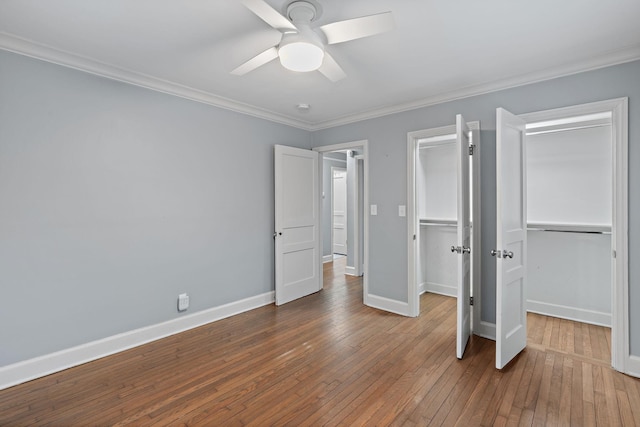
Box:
468, 145, 475, 155
469, 296, 474, 306
413, 234, 416, 241
613, 249, 617, 258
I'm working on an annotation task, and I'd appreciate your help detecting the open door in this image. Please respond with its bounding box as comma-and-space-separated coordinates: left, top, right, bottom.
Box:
332, 168, 347, 255
455, 114, 472, 359
274, 145, 321, 305
494, 108, 528, 369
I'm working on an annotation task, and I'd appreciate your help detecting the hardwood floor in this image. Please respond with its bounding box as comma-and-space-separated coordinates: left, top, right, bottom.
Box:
1, 258, 639, 426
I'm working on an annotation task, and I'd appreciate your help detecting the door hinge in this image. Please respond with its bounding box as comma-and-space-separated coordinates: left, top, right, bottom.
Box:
413, 234, 416, 241
468, 145, 475, 155
613, 249, 617, 258
469, 296, 474, 306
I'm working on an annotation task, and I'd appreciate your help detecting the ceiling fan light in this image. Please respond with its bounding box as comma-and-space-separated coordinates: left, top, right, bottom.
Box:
279, 41, 324, 72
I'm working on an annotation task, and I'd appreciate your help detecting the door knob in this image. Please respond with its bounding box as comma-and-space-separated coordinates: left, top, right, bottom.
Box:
491, 249, 513, 258
451, 246, 469, 254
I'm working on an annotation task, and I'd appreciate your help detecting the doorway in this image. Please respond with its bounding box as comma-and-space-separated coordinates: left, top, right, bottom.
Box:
407, 118, 481, 358
407, 121, 482, 321
314, 140, 369, 305
331, 167, 347, 257
525, 112, 613, 327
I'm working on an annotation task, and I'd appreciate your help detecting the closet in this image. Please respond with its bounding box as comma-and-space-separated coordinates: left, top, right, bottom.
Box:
416, 135, 459, 297
525, 113, 613, 326
408, 117, 480, 359
494, 100, 626, 371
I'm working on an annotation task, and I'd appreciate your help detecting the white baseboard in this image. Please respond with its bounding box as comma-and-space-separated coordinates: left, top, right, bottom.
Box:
473, 320, 496, 341
421, 281, 456, 297
526, 300, 611, 327
0, 291, 275, 391
626, 355, 640, 378
322, 254, 333, 263
345, 266, 358, 276
365, 294, 410, 317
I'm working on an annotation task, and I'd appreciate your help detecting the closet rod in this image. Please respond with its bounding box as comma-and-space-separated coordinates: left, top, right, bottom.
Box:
419, 221, 456, 227
526, 223, 611, 235
527, 228, 611, 235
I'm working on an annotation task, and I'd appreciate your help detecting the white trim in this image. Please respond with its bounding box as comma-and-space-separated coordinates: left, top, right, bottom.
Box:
422, 282, 457, 298
470, 126, 482, 341
322, 254, 333, 263
366, 294, 410, 317
324, 157, 347, 164
474, 321, 497, 341
519, 98, 629, 376
311, 46, 640, 130
526, 300, 611, 327
0, 291, 274, 391
418, 282, 426, 295
345, 266, 358, 276
628, 356, 640, 378
351, 157, 363, 277
3, 32, 638, 132
314, 140, 369, 309
0, 32, 313, 131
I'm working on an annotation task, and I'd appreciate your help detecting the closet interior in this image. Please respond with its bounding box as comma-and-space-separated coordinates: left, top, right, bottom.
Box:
525, 112, 613, 327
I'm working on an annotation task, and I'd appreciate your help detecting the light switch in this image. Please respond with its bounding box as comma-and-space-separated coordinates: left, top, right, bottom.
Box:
370, 204, 378, 216
399, 205, 406, 217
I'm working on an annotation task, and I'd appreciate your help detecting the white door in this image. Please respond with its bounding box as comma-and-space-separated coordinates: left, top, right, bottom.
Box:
332, 168, 347, 255
455, 114, 472, 359
495, 108, 528, 369
274, 145, 321, 305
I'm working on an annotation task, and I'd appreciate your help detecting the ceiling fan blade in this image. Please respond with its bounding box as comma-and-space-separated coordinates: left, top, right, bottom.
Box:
231, 47, 279, 76
318, 52, 346, 82
241, 0, 297, 31
320, 12, 394, 45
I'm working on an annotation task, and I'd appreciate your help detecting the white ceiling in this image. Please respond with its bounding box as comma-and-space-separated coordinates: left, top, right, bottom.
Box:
1, 0, 639, 130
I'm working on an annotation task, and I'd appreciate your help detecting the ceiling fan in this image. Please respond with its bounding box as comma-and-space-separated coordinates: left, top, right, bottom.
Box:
231, 0, 394, 82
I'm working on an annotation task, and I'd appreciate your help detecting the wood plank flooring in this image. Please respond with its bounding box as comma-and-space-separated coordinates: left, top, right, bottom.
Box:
1, 257, 639, 426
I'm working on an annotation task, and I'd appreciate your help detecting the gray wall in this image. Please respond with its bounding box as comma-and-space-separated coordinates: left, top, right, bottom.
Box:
0, 50, 312, 366
2, 47, 638, 367
321, 152, 346, 258
312, 60, 640, 355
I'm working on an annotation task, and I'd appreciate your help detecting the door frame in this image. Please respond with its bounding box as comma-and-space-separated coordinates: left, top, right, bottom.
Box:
519, 97, 630, 374
314, 140, 370, 304
352, 154, 364, 276
330, 166, 347, 256
407, 121, 481, 319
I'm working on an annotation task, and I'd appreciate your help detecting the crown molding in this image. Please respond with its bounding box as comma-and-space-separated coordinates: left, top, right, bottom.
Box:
1, 31, 638, 133
0, 32, 315, 131
309, 44, 640, 130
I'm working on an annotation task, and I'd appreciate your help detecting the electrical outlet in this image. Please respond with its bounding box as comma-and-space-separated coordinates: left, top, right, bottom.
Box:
178, 293, 189, 312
